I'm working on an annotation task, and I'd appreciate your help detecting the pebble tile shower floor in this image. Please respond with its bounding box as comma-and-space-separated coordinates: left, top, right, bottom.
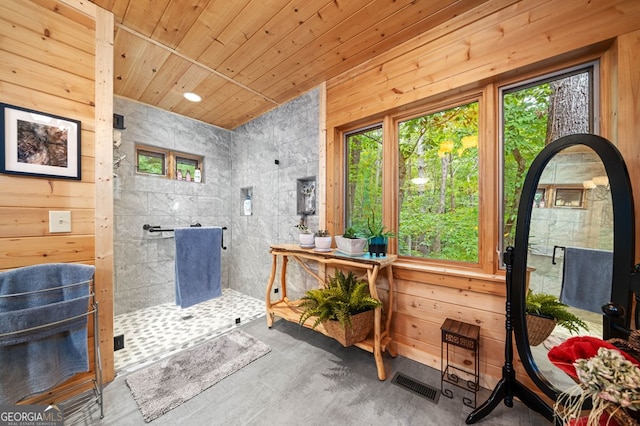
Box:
113, 288, 265, 373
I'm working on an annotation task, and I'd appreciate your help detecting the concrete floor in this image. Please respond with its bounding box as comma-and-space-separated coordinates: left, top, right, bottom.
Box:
74, 318, 550, 425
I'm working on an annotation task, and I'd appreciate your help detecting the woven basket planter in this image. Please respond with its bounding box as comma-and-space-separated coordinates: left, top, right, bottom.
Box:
323, 310, 374, 347
526, 313, 557, 346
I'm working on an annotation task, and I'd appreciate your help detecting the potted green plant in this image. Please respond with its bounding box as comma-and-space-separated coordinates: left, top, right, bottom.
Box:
298, 270, 382, 347
314, 229, 332, 251
335, 227, 368, 255
525, 290, 589, 346
295, 223, 315, 247
362, 210, 397, 257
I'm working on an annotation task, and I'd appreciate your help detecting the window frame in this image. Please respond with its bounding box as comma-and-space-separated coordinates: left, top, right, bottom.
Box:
498, 60, 600, 259
340, 92, 485, 269
175, 152, 202, 182
551, 186, 587, 209
135, 144, 204, 182
343, 123, 384, 230
135, 146, 169, 177
392, 96, 482, 265
331, 55, 605, 276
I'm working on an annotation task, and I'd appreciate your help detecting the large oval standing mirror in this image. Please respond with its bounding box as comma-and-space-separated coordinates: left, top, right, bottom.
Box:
467, 134, 636, 424
524, 142, 613, 393
512, 134, 635, 402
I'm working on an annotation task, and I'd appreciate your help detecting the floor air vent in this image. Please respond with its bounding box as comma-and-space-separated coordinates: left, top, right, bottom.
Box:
391, 372, 440, 403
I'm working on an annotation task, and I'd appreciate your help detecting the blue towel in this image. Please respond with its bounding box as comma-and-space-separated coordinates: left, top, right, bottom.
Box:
560, 247, 613, 314
175, 227, 223, 309
0, 263, 94, 403
0, 297, 89, 346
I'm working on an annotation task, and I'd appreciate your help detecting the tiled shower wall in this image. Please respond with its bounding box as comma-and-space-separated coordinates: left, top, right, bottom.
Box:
113, 97, 232, 315
230, 88, 320, 301
113, 89, 320, 315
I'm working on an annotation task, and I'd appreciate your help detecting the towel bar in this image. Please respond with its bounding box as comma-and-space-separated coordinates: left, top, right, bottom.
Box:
143, 223, 228, 249
143, 223, 202, 232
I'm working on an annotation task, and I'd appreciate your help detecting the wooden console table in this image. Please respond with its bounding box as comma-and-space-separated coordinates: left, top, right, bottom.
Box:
265, 243, 397, 380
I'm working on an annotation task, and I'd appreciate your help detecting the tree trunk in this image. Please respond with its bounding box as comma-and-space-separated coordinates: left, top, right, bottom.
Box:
503, 147, 528, 244
439, 155, 448, 214
398, 156, 407, 210
545, 73, 589, 144
346, 140, 361, 223
449, 153, 455, 210
433, 154, 449, 253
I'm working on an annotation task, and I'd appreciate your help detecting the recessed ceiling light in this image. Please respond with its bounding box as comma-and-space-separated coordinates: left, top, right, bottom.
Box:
183, 92, 202, 102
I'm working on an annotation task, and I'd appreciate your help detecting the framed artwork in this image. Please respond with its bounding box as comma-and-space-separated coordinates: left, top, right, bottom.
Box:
0, 103, 81, 180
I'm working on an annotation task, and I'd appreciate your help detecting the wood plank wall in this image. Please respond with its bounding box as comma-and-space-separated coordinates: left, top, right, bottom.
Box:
325, 0, 640, 389
0, 0, 115, 402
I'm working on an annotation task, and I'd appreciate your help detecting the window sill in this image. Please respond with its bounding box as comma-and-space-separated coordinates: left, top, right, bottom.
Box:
391, 259, 506, 296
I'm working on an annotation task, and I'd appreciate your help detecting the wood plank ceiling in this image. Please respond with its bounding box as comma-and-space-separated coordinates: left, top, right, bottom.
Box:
90, 0, 496, 130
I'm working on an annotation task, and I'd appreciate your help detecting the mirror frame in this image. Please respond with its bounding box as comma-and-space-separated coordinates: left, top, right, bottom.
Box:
510, 133, 635, 400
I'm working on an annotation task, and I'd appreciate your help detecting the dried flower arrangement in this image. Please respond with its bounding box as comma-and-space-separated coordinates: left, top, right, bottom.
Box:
550, 337, 640, 425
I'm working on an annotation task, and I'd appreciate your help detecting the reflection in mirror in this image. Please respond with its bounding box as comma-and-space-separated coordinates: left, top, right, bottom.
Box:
469, 134, 635, 425
526, 145, 612, 392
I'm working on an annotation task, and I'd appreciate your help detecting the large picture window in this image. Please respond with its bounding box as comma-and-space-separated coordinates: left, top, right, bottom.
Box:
344, 125, 383, 232
339, 60, 598, 272
501, 62, 597, 251
397, 102, 479, 262
344, 101, 479, 264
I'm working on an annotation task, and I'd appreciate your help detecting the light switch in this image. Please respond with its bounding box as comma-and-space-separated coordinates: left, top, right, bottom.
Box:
49, 211, 71, 233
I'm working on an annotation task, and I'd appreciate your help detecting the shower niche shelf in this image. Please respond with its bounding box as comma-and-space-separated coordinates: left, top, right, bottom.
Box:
297, 177, 316, 215
241, 187, 253, 216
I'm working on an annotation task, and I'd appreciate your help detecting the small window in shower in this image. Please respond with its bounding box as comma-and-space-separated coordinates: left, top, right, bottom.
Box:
135, 144, 203, 182
136, 147, 167, 176
176, 154, 202, 182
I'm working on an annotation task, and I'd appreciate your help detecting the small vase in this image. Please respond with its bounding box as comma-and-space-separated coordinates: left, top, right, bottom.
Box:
314, 236, 332, 251
299, 233, 315, 247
